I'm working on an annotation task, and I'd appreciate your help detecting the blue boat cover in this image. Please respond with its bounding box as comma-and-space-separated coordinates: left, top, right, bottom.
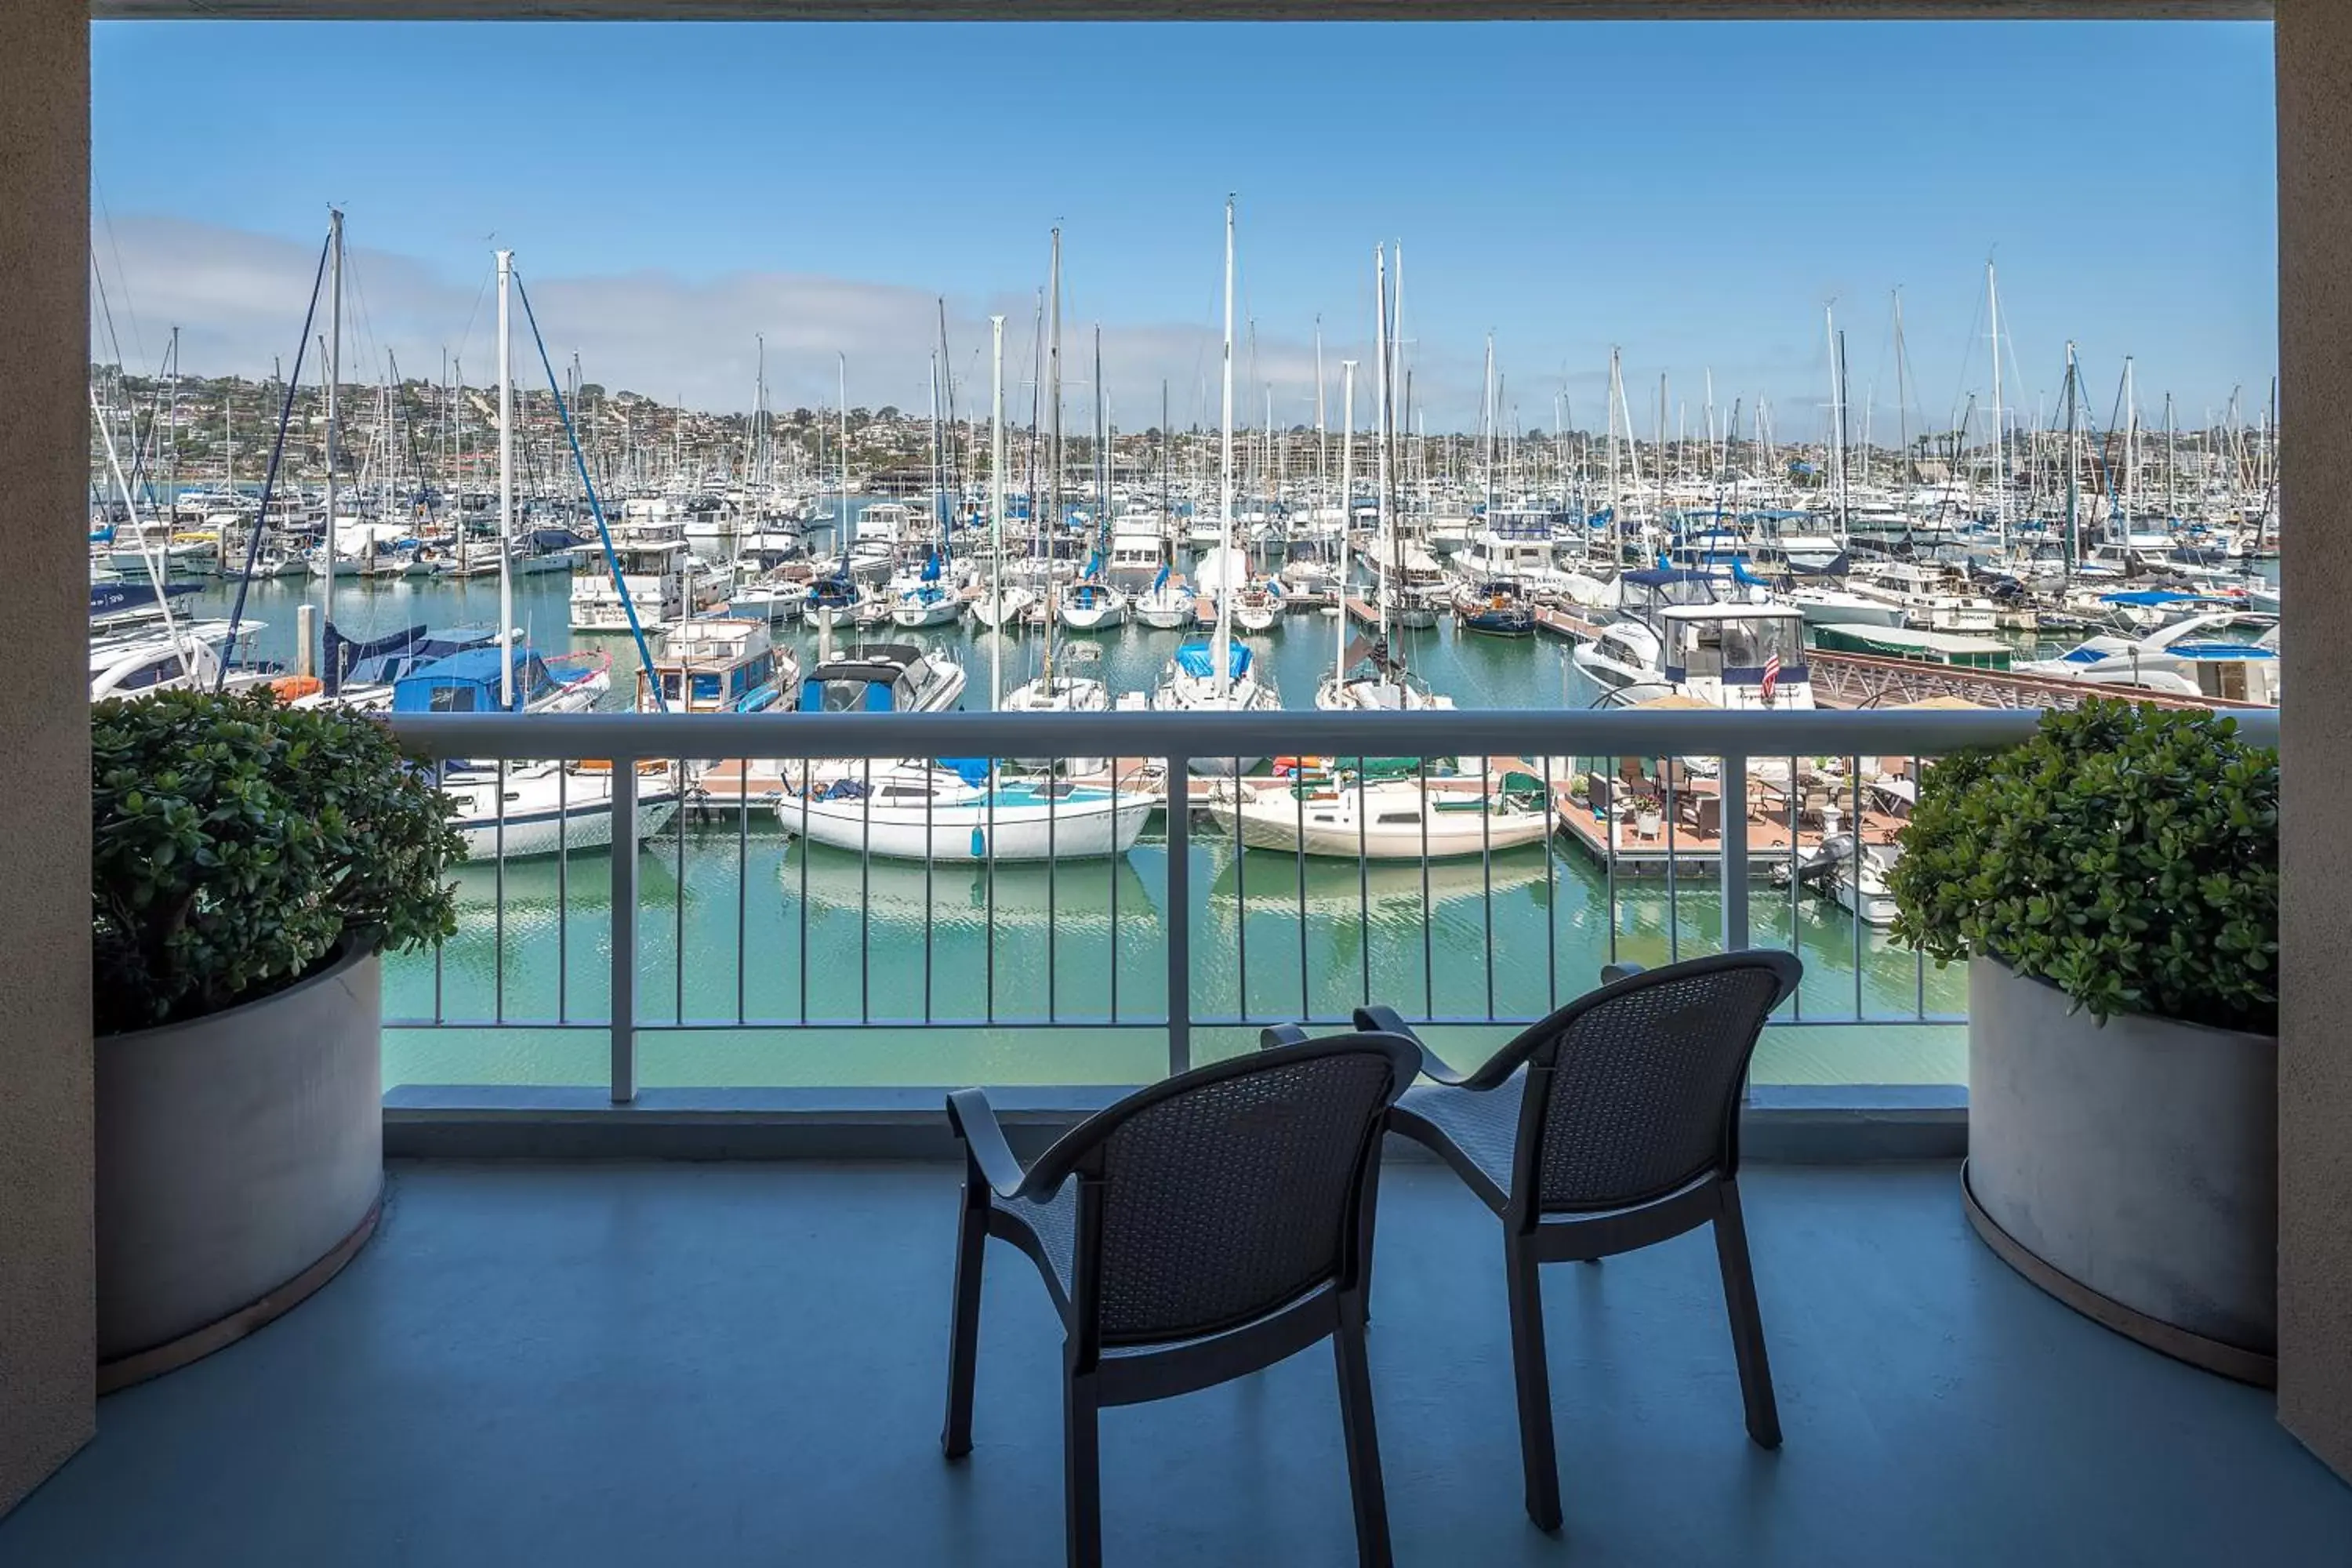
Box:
1174, 640, 1252, 679
2099, 590, 2205, 607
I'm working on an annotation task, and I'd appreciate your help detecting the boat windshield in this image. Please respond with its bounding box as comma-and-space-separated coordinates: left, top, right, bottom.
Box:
1674, 615, 1805, 677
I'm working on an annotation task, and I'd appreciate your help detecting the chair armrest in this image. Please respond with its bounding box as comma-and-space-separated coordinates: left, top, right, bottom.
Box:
1350, 1004, 1423, 1045
944, 1087, 1029, 1202
1258, 1023, 1312, 1051
1354, 1004, 1488, 1087
1600, 961, 1646, 986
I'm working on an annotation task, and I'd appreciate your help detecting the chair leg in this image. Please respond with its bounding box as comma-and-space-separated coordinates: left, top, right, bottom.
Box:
1712, 1179, 1782, 1450
941, 1180, 987, 1460
1063, 1367, 1103, 1568
1332, 1291, 1395, 1568
1503, 1236, 1564, 1533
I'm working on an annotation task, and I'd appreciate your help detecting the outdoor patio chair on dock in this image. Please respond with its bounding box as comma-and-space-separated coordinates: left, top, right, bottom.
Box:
1345, 951, 1804, 1533
940, 1032, 1422, 1568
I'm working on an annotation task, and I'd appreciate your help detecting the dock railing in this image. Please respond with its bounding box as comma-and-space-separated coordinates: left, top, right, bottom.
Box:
380, 706, 2280, 1104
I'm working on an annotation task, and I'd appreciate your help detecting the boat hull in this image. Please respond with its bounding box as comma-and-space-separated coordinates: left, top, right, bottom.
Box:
775, 793, 1152, 862
454, 792, 681, 860
1203, 800, 1554, 859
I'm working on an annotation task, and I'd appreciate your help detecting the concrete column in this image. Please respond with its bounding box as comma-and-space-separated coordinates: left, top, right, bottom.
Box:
0, 0, 93, 1517
2277, 0, 2352, 1486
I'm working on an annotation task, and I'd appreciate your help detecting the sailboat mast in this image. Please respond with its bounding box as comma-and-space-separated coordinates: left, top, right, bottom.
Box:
1047, 227, 1063, 688
1606, 347, 1622, 564
1314, 318, 1326, 517
1215, 198, 1236, 702
323, 207, 343, 655
837, 353, 848, 554
1374, 243, 1392, 637
1893, 289, 1911, 487
1338, 358, 1356, 689
496, 248, 515, 708
2063, 341, 2080, 572
2123, 355, 2137, 524
1988, 258, 2006, 557
990, 314, 1005, 710
1482, 332, 1496, 539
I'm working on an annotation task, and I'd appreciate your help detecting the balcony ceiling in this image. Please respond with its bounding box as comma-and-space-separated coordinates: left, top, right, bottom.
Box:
3, 1158, 2343, 1565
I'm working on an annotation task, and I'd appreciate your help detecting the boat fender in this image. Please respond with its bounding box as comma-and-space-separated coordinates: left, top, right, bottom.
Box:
971, 826, 986, 858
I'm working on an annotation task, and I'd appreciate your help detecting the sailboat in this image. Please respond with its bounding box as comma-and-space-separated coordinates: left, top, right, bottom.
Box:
1314, 278, 1454, 714
1131, 561, 1196, 629
1152, 196, 1280, 772
775, 761, 1151, 863
1058, 330, 1129, 632
1005, 228, 1112, 746
970, 582, 1036, 630
889, 549, 964, 628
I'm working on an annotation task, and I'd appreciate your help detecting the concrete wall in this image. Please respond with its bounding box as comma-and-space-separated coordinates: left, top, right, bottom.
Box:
0, 0, 94, 1517
2276, 0, 2352, 1486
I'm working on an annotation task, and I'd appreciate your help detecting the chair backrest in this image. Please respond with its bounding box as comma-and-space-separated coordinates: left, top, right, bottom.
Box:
1036, 1033, 1419, 1347
1512, 952, 1802, 1215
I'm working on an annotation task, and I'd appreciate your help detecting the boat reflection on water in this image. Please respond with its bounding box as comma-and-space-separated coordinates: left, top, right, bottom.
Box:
780, 837, 1162, 936
1205, 841, 1556, 924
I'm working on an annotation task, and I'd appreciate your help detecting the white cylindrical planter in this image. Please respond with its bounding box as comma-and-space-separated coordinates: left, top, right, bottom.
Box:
1963, 957, 2277, 1384
96, 945, 383, 1388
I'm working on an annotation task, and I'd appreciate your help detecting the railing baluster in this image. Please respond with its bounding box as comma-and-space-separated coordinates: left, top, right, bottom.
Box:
674, 758, 687, 1027
1295, 757, 1309, 1023
1852, 755, 1865, 1022
557, 763, 568, 1025
1541, 753, 1557, 1015
1109, 760, 1120, 1025
609, 759, 637, 1105
1664, 750, 1680, 964
797, 757, 809, 1028
1604, 760, 1620, 969
1719, 752, 1749, 952
495, 759, 507, 1025
735, 759, 747, 1028
1417, 755, 1432, 1018
1482, 753, 1495, 1022
1165, 753, 1190, 1076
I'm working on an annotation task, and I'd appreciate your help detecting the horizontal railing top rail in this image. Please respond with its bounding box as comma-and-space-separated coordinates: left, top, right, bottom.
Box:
383, 706, 2281, 760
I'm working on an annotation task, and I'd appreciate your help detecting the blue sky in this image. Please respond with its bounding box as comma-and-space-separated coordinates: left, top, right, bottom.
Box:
92, 20, 2276, 434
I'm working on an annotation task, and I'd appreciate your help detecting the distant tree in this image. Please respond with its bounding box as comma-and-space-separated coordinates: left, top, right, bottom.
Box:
877, 405, 901, 422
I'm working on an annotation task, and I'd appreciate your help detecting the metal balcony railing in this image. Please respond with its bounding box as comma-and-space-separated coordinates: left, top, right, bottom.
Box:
379, 706, 2279, 1102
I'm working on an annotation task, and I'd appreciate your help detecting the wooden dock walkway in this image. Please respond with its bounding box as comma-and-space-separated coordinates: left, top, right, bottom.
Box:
1548, 775, 1906, 879
1533, 604, 1606, 644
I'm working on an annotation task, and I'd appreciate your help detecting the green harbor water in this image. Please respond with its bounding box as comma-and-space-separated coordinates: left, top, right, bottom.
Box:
176, 554, 1965, 1091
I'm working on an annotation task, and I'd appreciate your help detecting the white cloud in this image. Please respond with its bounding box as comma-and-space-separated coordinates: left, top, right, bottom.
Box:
91, 213, 1468, 426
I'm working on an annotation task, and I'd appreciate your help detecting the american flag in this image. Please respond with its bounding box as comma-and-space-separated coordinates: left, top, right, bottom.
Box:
1761, 654, 1782, 702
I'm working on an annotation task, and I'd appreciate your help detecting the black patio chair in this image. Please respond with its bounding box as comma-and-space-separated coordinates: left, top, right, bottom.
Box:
941, 1031, 1423, 1568
1352, 949, 1804, 1534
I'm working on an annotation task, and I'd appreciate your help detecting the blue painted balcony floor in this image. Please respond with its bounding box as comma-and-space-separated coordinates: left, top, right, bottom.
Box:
5, 1160, 2345, 1566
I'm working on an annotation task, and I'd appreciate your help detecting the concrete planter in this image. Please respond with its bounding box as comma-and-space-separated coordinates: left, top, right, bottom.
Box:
95, 945, 383, 1390
1963, 956, 2278, 1385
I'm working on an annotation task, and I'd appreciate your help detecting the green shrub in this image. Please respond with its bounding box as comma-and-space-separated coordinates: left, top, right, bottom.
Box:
93, 688, 464, 1034
1887, 699, 2277, 1033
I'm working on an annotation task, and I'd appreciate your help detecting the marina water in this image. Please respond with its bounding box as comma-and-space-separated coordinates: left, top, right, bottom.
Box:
175, 552, 1965, 1091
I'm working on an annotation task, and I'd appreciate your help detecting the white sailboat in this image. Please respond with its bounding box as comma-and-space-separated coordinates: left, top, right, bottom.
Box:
1131, 565, 1196, 630
1005, 228, 1112, 745
775, 764, 1151, 863
1151, 198, 1280, 774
